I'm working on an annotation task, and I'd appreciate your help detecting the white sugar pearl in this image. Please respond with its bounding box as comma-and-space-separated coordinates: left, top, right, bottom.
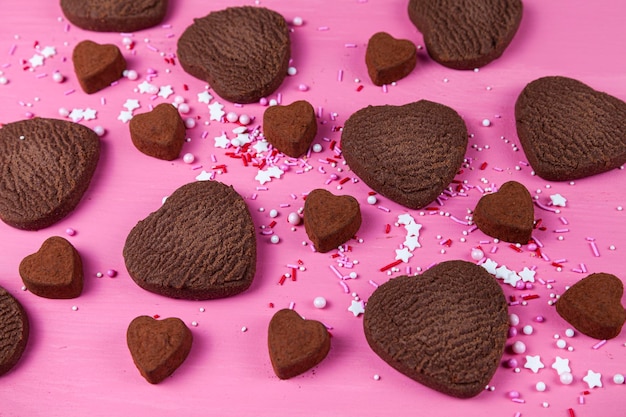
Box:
509, 313, 520, 327
482, 118, 491, 127
292, 16, 304, 26
52, 71, 64, 83
556, 339, 567, 349
270, 235, 280, 244
535, 381, 546, 392
614, 374, 625, 384
471, 248, 484, 261
287, 212, 301, 225
58, 107, 69, 117
512, 340, 526, 354
122, 37, 133, 46
522, 325, 534, 335
564, 328, 575, 337
93, 126, 106, 137
313, 296, 327, 309
183, 153, 195, 164
269, 209, 278, 218
177, 103, 190, 114
238, 114, 251, 125
560, 372, 573, 385
226, 112, 238, 123
349, 272, 357, 279
0, 76, 8, 85
126, 69, 138, 80
185, 117, 196, 129
312, 143, 323, 152
367, 195, 377, 205
173, 95, 185, 104
287, 66, 297, 76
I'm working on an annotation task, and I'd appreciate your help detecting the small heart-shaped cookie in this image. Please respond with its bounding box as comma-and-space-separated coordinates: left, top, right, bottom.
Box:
516, 76, 626, 181
365, 32, 417, 86
341, 100, 467, 209
61, 0, 169, 32
19, 236, 83, 299
364, 260, 509, 398
72, 40, 126, 94
123, 180, 256, 300
178, 6, 290, 103
129, 103, 186, 160
472, 181, 534, 244
304, 189, 361, 253
127, 316, 193, 384
268, 309, 331, 379
408, 0, 522, 69
0, 285, 29, 376
0, 118, 100, 230
263, 100, 317, 158
556, 273, 625, 340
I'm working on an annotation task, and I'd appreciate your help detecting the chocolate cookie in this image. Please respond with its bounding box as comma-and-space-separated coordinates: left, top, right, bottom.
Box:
0, 285, 29, 376
341, 100, 467, 209
515, 76, 626, 181
408, 0, 523, 69
129, 103, 186, 160
472, 181, 534, 244
123, 180, 256, 300
303, 189, 361, 253
127, 316, 192, 384
556, 273, 625, 340
73, 40, 126, 94
177, 6, 290, 103
19, 236, 83, 299
268, 309, 331, 379
263, 100, 317, 158
364, 260, 508, 398
60, 0, 169, 32
365, 32, 417, 86
0, 118, 100, 230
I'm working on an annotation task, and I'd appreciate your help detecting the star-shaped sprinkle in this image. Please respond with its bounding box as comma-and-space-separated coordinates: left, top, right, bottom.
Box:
39, 46, 56, 58
233, 133, 251, 146
137, 80, 157, 94
82, 108, 97, 121
123, 99, 140, 112
214, 133, 230, 149
502, 270, 521, 287
117, 110, 133, 123
519, 267, 536, 283
404, 222, 422, 237
255, 169, 272, 185
403, 235, 421, 251
348, 300, 365, 317
195, 170, 214, 181
550, 193, 567, 207
524, 355, 545, 373
481, 258, 498, 274
583, 370, 602, 388
208, 101, 225, 121
158, 85, 174, 99
197, 90, 213, 104
395, 247, 413, 263
28, 54, 44, 68
267, 166, 284, 179
68, 108, 84, 122
551, 357, 571, 375
397, 213, 415, 225
495, 265, 514, 280
253, 140, 269, 153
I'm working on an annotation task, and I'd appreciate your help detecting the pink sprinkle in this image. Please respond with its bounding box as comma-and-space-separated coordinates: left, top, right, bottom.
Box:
514, 413, 522, 417
490, 246, 498, 254
589, 241, 600, 257
572, 268, 583, 273
277, 93, 282, 104
329, 265, 343, 279
191, 165, 202, 170
256, 187, 268, 191
377, 205, 390, 212
535, 200, 559, 212
317, 106, 323, 118
290, 193, 297, 200
369, 280, 379, 288
9, 44, 17, 55
580, 263, 587, 273
382, 84, 388, 93
322, 322, 333, 330
106, 269, 117, 278
554, 228, 569, 233
250, 193, 257, 200
279, 203, 290, 208
64, 89, 75, 95
65, 23, 70, 32
468, 225, 478, 233
339, 281, 349, 293
344, 43, 357, 48
559, 216, 569, 225
260, 230, 273, 236
146, 44, 158, 52
317, 26, 329, 31
65, 228, 76, 236
511, 398, 525, 404
554, 258, 567, 263
585, 237, 596, 242
541, 252, 550, 261
36, 73, 47, 78
532, 236, 544, 248
492, 167, 504, 172
537, 278, 546, 285
578, 396, 585, 405
289, 301, 295, 310
211, 154, 217, 162
592, 339, 607, 349
337, 69, 343, 82
449, 215, 469, 225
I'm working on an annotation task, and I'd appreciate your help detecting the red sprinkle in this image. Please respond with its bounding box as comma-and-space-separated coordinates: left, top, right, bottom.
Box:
339, 177, 350, 185
242, 157, 248, 167
522, 294, 540, 301
183, 84, 189, 91
551, 262, 563, 268
278, 275, 287, 285
480, 162, 488, 170
269, 221, 277, 228
509, 244, 523, 253
356, 84, 364, 92
568, 408, 576, 417
385, 224, 391, 234
326, 158, 338, 164
268, 302, 274, 308
329, 140, 337, 150
442, 239, 452, 247
291, 268, 297, 281
380, 259, 402, 272
368, 191, 377, 196
297, 259, 304, 265
153, 314, 160, 319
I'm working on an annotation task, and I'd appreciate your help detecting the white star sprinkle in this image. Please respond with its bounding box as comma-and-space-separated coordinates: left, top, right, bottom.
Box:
519, 267, 536, 283
524, 355, 545, 373
28, 54, 44, 68
502, 270, 521, 287
82, 108, 97, 121
481, 258, 498, 275
551, 356, 571, 375
495, 265, 514, 280
195, 170, 214, 181
583, 370, 602, 389
158, 85, 174, 99
39, 46, 56, 58
208, 101, 225, 121
68, 108, 84, 122
123, 99, 140, 112
137, 80, 157, 94
404, 222, 422, 237
252, 140, 269, 153
550, 193, 567, 207
214, 133, 230, 149
233, 133, 251, 146
266, 166, 284, 179
395, 247, 413, 263
397, 213, 415, 225
255, 169, 273, 185
348, 300, 365, 317
197, 90, 213, 104
117, 110, 133, 123
403, 235, 421, 251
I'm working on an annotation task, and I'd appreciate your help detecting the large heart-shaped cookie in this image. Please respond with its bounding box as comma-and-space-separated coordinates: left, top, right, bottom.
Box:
515, 76, 626, 181
0, 118, 100, 230
123, 180, 256, 300
472, 181, 534, 244
60, 0, 169, 32
127, 316, 192, 384
0, 285, 29, 376
129, 103, 186, 161
341, 101, 467, 209
263, 100, 317, 158
408, 0, 523, 69
268, 309, 331, 379
304, 189, 361, 253
366, 32, 417, 86
364, 260, 508, 398
177, 6, 290, 103
556, 273, 625, 340
19, 236, 83, 299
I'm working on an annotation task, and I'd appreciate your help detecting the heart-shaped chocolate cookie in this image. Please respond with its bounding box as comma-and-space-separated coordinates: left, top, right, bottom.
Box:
516, 76, 626, 181
408, 0, 523, 69
73, 40, 126, 94
341, 100, 467, 209
61, 0, 169, 32
177, 6, 290, 103
19, 236, 83, 299
365, 32, 417, 86
0, 285, 29, 376
364, 260, 509, 398
472, 181, 534, 244
129, 103, 186, 161
123, 180, 256, 300
304, 189, 361, 253
127, 316, 193, 384
268, 309, 331, 379
0, 118, 100, 230
556, 273, 625, 340
263, 100, 317, 158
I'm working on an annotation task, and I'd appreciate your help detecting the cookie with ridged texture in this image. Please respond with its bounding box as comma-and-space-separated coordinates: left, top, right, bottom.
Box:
263, 100, 317, 158
341, 100, 467, 209
123, 180, 256, 300
0, 285, 29, 377
177, 6, 290, 104
472, 181, 534, 244
0, 118, 100, 230
365, 32, 417, 86
363, 260, 509, 398
408, 0, 522, 69
60, 0, 169, 32
72, 40, 126, 94
515, 76, 626, 181
129, 103, 186, 161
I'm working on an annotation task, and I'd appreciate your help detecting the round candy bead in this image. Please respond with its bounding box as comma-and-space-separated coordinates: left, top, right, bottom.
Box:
313, 296, 327, 309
